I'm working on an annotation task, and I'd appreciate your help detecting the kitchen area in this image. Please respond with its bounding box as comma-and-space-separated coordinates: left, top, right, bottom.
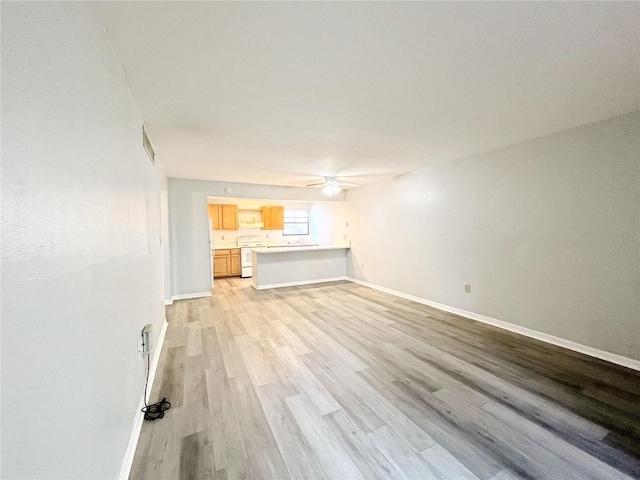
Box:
208, 197, 350, 290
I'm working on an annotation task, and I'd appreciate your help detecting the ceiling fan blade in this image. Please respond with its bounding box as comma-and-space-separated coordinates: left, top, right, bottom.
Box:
337, 182, 359, 188
306, 182, 325, 187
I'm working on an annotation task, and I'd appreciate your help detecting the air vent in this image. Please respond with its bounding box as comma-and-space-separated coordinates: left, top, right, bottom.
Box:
143, 126, 155, 165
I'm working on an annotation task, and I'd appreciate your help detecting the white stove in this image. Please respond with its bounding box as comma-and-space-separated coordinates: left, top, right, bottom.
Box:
237, 236, 266, 278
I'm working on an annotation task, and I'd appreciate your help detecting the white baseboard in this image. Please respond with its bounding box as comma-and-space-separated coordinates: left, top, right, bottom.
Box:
171, 291, 212, 301
164, 298, 173, 306
347, 277, 640, 372
118, 318, 169, 480
253, 276, 347, 291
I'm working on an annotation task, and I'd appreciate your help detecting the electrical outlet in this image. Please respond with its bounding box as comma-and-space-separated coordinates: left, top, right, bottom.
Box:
140, 324, 152, 355
360, 263, 365, 271
343, 234, 347, 240
465, 284, 471, 293
221, 235, 225, 241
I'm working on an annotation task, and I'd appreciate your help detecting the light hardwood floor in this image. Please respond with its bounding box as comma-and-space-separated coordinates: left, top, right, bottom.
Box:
130, 279, 640, 480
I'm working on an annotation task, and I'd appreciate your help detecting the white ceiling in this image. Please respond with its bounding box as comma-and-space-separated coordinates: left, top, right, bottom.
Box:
98, 2, 639, 188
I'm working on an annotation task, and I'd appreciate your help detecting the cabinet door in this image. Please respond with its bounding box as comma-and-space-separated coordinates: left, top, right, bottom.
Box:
230, 249, 241, 276
261, 206, 273, 229
262, 206, 284, 230
272, 206, 285, 230
208, 204, 222, 230
213, 250, 230, 278
221, 204, 238, 230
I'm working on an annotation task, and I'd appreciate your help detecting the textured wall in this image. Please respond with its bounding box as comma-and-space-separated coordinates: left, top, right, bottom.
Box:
1, 3, 165, 477
347, 112, 640, 360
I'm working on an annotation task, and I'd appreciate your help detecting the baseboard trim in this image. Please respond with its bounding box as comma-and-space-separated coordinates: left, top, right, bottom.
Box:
118, 318, 169, 480
171, 291, 212, 301
253, 276, 347, 291
347, 277, 640, 372
164, 298, 173, 306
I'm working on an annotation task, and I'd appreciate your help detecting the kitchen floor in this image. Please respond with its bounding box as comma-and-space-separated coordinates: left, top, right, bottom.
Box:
130, 278, 640, 479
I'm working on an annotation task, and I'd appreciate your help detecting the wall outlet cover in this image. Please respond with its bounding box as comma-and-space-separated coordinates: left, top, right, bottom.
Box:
141, 324, 152, 354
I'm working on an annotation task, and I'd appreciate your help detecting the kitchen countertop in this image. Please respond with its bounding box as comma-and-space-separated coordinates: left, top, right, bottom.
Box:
213, 244, 240, 250
214, 243, 321, 250
215, 243, 350, 251
251, 245, 350, 254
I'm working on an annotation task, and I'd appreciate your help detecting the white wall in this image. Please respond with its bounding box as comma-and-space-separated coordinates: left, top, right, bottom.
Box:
347, 111, 640, 361
1, 3, 165, 478
253, 248, 348, 289
168, 179, 345, 298
310, 202, 350, 246
161, 179, 173, 302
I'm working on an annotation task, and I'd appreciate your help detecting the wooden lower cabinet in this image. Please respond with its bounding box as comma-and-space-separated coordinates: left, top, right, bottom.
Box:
213, 250, 230, 278
213, 248, 241, 278
230, 249, 241, 276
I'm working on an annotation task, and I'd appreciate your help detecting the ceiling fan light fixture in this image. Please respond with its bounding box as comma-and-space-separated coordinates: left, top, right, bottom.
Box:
307, 175, 356, 194
323, 184, 341, 196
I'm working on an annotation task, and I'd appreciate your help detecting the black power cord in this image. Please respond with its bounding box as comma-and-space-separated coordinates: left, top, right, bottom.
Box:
141, 348, 171, 421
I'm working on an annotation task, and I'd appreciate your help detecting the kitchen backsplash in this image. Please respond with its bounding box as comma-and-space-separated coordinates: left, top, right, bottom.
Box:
213, 227, 293, 246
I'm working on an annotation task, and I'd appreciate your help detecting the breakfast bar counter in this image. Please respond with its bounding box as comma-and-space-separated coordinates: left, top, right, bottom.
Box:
251, 245, 350, 290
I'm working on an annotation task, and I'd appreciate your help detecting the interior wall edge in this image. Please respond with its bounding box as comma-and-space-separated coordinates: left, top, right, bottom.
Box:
345, 111, 639, 363
2, 2, 168, 477
253, 276, 348, 291
171, 291, 213, 301
347, 277, 640, 372
117, 318, 169, 480
168, 178, 349, 297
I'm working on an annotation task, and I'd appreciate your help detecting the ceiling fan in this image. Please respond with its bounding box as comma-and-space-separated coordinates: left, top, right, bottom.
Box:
306, 176, 359, 195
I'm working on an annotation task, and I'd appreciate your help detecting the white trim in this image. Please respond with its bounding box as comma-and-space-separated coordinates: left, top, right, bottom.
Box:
118, 319, 169, 480
164, 298, 174, 306
171, 291, 212, 301
347, 277, 640, 372
253, 276, 347, 291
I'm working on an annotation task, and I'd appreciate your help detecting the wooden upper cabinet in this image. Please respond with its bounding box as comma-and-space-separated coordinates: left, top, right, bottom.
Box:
262, 206, 284, 230
221, 205, 238, 230
208, 204, 238, 230
272, 206, 284, 230
208, 204, 222, 230
261, 206, 273, 229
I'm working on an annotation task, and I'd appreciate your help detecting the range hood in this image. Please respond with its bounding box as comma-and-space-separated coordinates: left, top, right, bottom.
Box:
238, 221, 264, 228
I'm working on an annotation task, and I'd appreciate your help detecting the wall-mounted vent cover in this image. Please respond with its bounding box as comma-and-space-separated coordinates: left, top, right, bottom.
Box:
143, 126, 155, 165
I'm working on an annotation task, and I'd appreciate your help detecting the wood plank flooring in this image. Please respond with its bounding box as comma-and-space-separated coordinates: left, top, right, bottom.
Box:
130, 279, 640, 480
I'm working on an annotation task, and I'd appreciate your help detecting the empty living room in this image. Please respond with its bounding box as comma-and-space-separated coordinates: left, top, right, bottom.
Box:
1, 1, 639, 479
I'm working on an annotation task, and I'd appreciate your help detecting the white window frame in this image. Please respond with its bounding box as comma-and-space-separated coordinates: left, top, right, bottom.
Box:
283, 209, 310, 236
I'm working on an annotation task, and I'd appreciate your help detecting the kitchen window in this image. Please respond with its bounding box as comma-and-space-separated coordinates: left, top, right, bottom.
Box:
283, 209, 309, 236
